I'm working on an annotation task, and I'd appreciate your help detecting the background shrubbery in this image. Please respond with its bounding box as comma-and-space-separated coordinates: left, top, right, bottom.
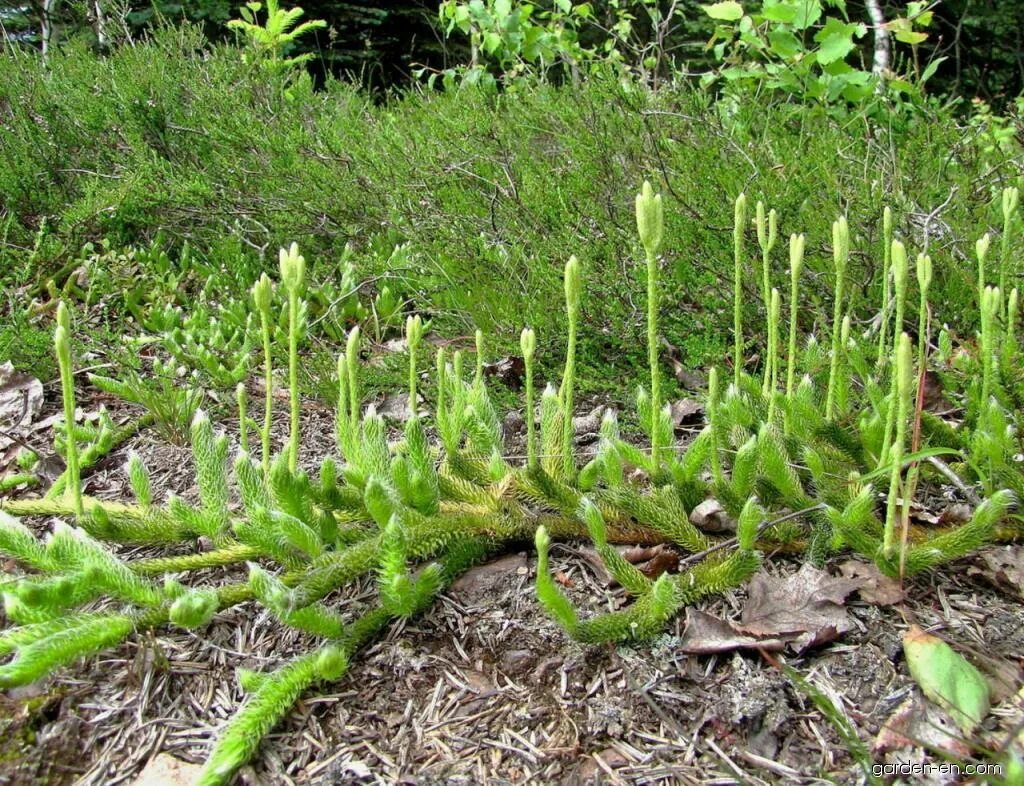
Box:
2, 24, 1021, 397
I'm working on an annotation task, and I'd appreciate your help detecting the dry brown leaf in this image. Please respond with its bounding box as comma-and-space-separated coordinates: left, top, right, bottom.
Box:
838, 559, 905, 605
689, 498, 736, 534
670, 398, 704, 428
483, 355, 525, 388
969, 546, 1024, 600
739, 564, 861, 651
621, 544, 680, 579
873, 694, 973, 759
678, 609, 787, 654
0, 362, 44, 448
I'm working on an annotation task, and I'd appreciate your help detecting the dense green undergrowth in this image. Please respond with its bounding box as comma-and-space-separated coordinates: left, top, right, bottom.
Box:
2, 177, 1024, 782
1, 25, 1022, 396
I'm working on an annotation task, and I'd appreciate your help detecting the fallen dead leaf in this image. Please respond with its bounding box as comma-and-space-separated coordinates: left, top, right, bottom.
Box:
968, 545, 1024, 600
739, 564, 861, 651
689, 498, 736, 534
670, 398, 704, 429
0, 362, 44, 447
447, 553, 528, 599
873, 694, 973, 759
838, 559, 905, 605
483, 355, 525, 389
678, 609, 788, 654
621, 543, 679, 579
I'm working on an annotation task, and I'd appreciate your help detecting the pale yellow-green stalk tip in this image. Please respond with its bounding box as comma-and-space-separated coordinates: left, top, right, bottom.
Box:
892, 240, 908, 287
564, 255, 582, 309
916, 254, 933, 291
976, 233, 991, 262
278, 242, 306, 292
346, 325, 361, 357
635, 181, 664, 255
1003, 186, 1019, 220
252, 273, 273, 313
789, 234, 805, 274
520, 327, 536, 360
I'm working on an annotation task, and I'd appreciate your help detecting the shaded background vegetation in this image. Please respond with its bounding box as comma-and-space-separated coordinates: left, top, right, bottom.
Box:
1, 0, 1022, 101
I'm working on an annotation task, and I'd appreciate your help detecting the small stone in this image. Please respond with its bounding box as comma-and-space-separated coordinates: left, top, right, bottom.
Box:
690, 498, 736, 533
129, 754, 203, 786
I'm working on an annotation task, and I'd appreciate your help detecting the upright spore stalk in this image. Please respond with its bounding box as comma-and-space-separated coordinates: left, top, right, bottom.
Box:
636, 181, 665, 467
54, 301, 82, 516
252, 274, 274, 477
877, 206, 893, 369
733, 193, 747, 388
825, 216, 849, 420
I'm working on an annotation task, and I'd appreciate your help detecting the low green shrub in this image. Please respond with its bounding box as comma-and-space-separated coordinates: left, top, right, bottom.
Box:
1, 27, 1021, 397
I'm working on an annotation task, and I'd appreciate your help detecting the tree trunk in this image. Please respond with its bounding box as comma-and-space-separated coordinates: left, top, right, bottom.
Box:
865, 0, 890, 77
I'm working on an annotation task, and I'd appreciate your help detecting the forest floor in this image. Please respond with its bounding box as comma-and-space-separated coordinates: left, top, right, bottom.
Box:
1, 382, 1023, 786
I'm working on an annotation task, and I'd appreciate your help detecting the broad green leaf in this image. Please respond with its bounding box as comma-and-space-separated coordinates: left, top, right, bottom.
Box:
920, 56, 947, 84
761, 0, 797, 23
768, 29, 802, 58
702, 1, 744, 21
792, 0, 822, 30
894, 29, 928, 45
814, 18, 861, 64
904, 625, 990, 734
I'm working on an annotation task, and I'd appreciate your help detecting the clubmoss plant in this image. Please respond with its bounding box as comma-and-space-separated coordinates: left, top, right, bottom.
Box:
236, 383, 250, 455
733, 193, 747, 387
756, 200, 778, 395
880, 240, 909, 468
977, 233, 991, 298
406, 315, 424, 407
825, 217, 849, 420
1000, 186, 1019, 296
521, 328, 537, 468
767, 288, 781, 423
877, 206, 893, 368
252, 273, 275, 477
883, 333, 913, 559
2, 185, 1022, 785
54, 302, 82, 516
279, 243, 306, 473
981, 286, 1002, 405
785, 233, 805, 424
915, 254, 933, 385
474, 328, 484, 389
560, 256, 582, 479
636, 181, 665, 468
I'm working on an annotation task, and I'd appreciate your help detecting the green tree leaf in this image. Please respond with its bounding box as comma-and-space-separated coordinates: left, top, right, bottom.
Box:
814, 18, 861, 64
769, 29, 803, 58
761, 0, 797, 24
702, 1, 744, 21
904, 625, 990, 734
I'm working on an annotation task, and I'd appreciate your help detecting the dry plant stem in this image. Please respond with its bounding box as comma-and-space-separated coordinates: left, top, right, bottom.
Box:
925, 456, 981, 506
676, 503, 826, 569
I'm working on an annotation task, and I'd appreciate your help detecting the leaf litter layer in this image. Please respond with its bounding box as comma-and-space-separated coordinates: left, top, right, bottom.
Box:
1, 389, 1023, 786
